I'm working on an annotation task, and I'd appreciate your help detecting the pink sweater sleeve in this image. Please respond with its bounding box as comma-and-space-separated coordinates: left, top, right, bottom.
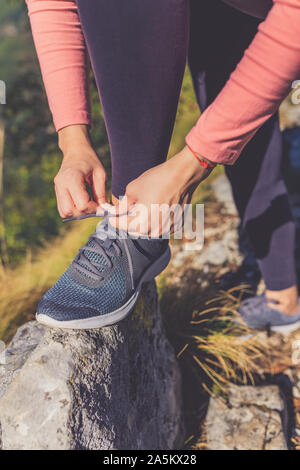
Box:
25, 0, 91, 131
186, 0, 300, 165
26, 0, 300, 155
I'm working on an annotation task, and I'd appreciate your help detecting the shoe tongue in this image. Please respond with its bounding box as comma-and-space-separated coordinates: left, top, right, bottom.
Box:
76, 218, 120, 278
77, 238, 109, 275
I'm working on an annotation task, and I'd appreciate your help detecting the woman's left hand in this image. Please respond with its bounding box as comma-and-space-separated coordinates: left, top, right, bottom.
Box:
110, 146, 214, 237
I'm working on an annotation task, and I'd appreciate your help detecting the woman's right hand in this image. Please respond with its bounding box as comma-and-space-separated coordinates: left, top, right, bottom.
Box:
55, 125, 107, 218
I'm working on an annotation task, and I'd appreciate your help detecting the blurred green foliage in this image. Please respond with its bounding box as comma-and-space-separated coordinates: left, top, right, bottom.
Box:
0, 0, 206, 266
0, 0, 110, 263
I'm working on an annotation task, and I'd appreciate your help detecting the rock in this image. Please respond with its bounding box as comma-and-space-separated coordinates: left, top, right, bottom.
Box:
212, 174, 237, 216
0, 322, 46, 399
279, 368, 300, 440
280, 99, 300, 129
192, 230, 243, 268
294, 386, 300, 400
0, 281, 183, 450
206, 385, 288, 450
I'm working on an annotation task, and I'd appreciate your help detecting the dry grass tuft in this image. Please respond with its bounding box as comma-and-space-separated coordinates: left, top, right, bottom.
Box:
159, 281, 273, 448
181, 287, 270, 393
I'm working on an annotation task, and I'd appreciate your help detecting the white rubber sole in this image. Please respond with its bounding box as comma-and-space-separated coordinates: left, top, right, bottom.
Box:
236, 318, 300, 340
36, 247, 171, 330
270, 320, 300, 335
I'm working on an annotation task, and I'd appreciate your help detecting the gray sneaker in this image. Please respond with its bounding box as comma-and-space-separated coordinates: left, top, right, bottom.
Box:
238, 294, 300, 334
36, 219, 170, 329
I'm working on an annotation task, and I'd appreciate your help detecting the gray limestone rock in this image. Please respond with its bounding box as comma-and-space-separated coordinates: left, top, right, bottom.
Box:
206, 385, 288, 450
0, 281, 183, 450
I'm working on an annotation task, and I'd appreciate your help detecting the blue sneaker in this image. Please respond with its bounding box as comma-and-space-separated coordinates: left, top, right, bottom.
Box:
238, 294, 300, 334
36, 219, 170, 329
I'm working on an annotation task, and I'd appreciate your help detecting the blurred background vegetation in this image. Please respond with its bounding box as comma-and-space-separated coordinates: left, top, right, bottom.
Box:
0, 0, 210, 267
0, 0, 112, 265
0, 0, 213, 341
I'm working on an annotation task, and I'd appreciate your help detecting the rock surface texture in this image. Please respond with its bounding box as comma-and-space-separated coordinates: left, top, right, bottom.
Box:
206, 385, 288, 450
0, 281, 183, 450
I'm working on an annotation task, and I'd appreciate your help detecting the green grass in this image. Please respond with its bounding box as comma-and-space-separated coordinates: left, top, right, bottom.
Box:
168, 68, 201, 156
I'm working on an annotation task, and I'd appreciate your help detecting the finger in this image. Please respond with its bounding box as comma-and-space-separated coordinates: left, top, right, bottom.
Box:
82, 200, 99, 214
92, 168, 107, 206
55, 188, 64, 217
68, 174, 93, 213
56, 199, 64, 219
109, 195, 136, 231
55, 185, 75, 218
56, 180, 98, 217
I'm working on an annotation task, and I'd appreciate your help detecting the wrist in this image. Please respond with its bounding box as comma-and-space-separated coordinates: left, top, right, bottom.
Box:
178, 146, 214, 185
58, 124, 91, 153
186, 144, 216, 169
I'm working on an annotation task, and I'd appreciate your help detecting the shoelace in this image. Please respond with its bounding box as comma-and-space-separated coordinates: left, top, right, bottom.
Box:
64, 208, 131, 280
73, 224, 122, 281
62, 208, 131, 223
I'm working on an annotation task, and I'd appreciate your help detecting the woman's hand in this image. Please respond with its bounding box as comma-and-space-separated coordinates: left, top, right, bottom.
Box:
55, 125, 107, 218
111, 146, 214, 237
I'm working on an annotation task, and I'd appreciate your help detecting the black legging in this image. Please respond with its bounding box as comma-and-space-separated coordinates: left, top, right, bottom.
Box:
75, 0, 297, 291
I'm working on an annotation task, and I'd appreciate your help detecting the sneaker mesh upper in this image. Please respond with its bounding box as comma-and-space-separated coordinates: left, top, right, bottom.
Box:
39, 263, 127, 319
